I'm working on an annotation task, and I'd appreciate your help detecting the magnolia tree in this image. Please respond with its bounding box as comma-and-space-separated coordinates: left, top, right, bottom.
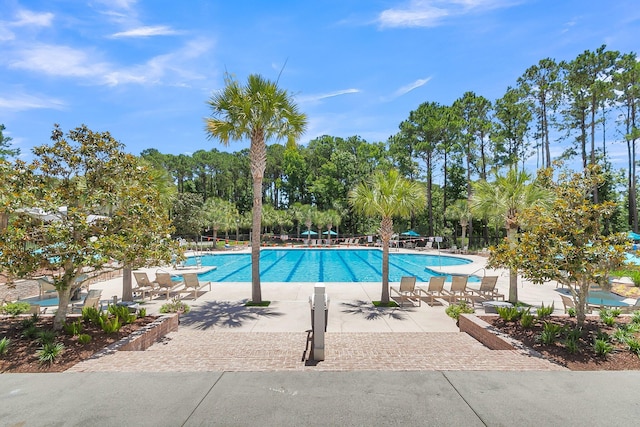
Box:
0, 125, 180, 330
487, 167, 627, 327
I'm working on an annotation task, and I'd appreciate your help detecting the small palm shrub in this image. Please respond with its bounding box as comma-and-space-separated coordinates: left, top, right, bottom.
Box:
519, 309, 536, 329
536, 302, 554, 319
626, 337, 640, 357
77, 334, 92, 345
593, 338, 613, 358
63, 320, 83, 336
99, 316, 122, 333
0, 337, 10, 356
632, 311, 640, 324
107, 304, 136, 324
21, 325, 40, 340
538, 322, 565, 345
82, 307, 102, 326
37, 342, 64, 364
609, 308, 622, 318
37, 330, 57, 345
445, 301, 474, 321
567, 307, 576, 317
496, 306, 521, 322
564, 336, 580, 354
138, 307, 147, 317
20, 316, 37, 330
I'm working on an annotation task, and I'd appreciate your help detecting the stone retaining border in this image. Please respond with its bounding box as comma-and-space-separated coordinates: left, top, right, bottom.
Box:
80, 314, 179, 360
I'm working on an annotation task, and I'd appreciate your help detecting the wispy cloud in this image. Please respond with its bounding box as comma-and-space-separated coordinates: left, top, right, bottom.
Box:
297, 89, 360, 103
381, 77, 433, 101
378, 0, 522, 28
8, 37, 213, 87
111, 25, 180, 38
12, 10, 54, 27
0, 93, 65, 112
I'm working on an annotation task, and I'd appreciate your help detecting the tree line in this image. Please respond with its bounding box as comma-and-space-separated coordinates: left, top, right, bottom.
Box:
136, 45, 638, 247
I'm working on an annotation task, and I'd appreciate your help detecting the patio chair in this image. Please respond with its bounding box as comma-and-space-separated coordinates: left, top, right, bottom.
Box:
443, 275, 472, 303
151, 272, 184, 300
560, 294, 594, 314
132, 272, 157, 300
390, 276, 421, 307
36, 276, 57, 299
468, 276, 504, 301
417, 276, 447, 305
621, 299, 640, 314
71, 289, 103, 313
180, 273, 212, 300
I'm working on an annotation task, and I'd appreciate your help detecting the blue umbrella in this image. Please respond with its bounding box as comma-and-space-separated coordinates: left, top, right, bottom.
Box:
401, 230, 420, 237
322, 230, 337, 235
301, 230, 318, 236
629, 231, 640, 241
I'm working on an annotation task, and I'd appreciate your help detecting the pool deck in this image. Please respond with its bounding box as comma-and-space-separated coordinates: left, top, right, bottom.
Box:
64, 250, 575, 373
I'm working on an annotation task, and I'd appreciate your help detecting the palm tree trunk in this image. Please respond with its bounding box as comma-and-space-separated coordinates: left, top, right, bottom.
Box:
506, 224, 519, 303
380, 216, 393, 304
251, 176, 263, 303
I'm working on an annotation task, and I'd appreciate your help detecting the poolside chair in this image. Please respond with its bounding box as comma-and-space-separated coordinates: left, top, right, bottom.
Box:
71, 289, 103, 313
36, 276, 57, 299
180, 273, 211, 300
560, 294, 594, 314
468, 276, 504, 301
132, 272, 157, 300
151, 272, 184, 300
390, 276, 421, 307
443, 275, 472, 303
417, 276, 447, 306
621, 298, 640, 314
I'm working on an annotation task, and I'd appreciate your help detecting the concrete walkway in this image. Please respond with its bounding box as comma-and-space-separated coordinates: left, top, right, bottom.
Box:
3, 371, 640, 426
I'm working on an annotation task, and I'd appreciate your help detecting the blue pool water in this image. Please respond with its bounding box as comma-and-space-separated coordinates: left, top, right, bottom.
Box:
188, 249, 474, 283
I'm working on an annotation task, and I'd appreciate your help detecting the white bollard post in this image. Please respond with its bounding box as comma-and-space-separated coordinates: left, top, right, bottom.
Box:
313, 284, 326, 361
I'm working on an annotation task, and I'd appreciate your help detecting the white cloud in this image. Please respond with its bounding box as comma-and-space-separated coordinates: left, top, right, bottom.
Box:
0, 93, 65, 112
111, 25, 180, 38
12, 10, 54, 27
9, 44, 109, 78
377, 0, 522, 28
392, 77, 433, 97
297, 89, 360, 104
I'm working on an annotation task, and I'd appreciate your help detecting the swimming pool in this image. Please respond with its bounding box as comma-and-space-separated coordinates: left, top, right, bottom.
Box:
188, 249, 474, 283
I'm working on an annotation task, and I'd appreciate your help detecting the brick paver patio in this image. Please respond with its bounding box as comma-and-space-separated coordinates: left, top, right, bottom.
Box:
68, 330, 565, 372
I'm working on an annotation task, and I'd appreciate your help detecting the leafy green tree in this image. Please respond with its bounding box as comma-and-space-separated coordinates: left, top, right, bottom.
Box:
487, 166, 627, 326
349, 169, 426, 304
492, 86, 533, 171
0, 124, 19, 159
203, 198, 237, 245
205, 73, 307, 303
471, 169, 552, 303
0, 125, 178, 330
172, 192, 205, 240
517, 58, 562, 169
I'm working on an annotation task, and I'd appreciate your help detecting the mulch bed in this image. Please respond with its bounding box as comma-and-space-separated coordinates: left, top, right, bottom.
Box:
0, 315, 156, 373
480, 315, 640, 370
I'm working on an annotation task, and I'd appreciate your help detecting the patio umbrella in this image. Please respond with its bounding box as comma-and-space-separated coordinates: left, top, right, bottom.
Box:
322, 230, 337, 235
401, 230, 420, 237
628, 231, 640, 241
301, 230, 318, 236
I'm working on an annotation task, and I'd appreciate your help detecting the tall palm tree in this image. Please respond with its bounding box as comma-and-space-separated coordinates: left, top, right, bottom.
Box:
446, 199, 471, 249
349, 169, 426, 304
205, 74, 307, 303
471, 169, 552, 303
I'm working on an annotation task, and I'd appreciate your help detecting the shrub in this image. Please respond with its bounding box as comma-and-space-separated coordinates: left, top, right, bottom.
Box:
593, 338, 613, 358
63, 320, 83, 336
496, 306, 521, 322
37, 342, 64, 364
99, 316, 122, 333
519, 309, 536, 329
82, 306, 102, 325
567, 307, 576, 317
138, 307, 147, 317
159, 298, 191, 314
20, 317, 37, 330
536, 302, 554, 319
625, 337, 640, 357
77, 334, 92, 345
612, 327, 631, 343
0, 337, 10, 356
0, 302, 31, 316
108, 304, 137, 324
21, 325, 40, 340
632, 311, 640, 324
609, 308, 622, 318
595, 330, 610, 342
37, 330, 57, 345
564, 336, 580, 354
538, 321, 565, 345
601, 315, 616, 327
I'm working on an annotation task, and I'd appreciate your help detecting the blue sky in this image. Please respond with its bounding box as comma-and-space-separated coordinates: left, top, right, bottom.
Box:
1, 0, 639, 168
